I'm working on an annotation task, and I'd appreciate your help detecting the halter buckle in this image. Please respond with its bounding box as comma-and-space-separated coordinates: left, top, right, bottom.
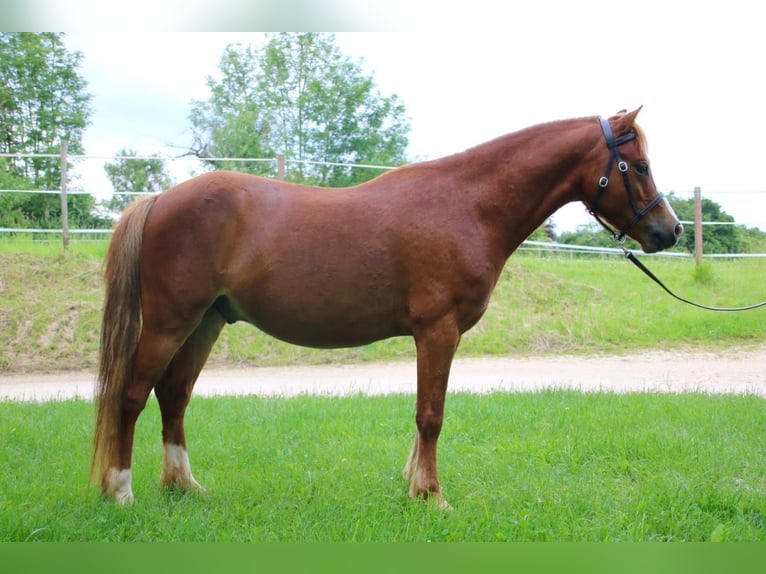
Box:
618, 161, 628, 173
598, 176, 608, 188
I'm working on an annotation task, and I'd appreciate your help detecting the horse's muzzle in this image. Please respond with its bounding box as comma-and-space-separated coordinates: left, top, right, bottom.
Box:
642, 221, 683, 253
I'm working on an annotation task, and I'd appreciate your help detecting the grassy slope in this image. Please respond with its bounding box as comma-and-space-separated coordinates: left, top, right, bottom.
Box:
1, 240, 765, 373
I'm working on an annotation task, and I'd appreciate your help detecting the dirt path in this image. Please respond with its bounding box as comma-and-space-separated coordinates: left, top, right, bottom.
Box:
1, 347, 764, 402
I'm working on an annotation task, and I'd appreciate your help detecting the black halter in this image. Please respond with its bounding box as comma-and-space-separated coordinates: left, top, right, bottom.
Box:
588, 117, 665, 242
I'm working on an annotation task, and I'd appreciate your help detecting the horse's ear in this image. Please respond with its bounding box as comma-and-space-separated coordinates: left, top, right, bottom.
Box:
611, 106, 643, 133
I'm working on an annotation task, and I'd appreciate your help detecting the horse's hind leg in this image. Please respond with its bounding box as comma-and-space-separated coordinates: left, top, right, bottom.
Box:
103, 326, 189, 504
154, 307, 225, 493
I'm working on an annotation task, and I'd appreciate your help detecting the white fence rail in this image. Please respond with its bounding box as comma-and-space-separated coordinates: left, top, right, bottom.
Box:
2, 149, 765, 258
518, 241, 766, 259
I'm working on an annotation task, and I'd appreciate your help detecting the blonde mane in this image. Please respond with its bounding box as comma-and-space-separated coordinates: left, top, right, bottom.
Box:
633, 121, 650, 158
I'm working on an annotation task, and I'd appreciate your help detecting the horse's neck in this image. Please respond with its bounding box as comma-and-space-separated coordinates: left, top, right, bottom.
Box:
455, 120, 597, 256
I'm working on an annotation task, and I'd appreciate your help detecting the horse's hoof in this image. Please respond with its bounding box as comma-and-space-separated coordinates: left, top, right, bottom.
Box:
103, 468, 134, 505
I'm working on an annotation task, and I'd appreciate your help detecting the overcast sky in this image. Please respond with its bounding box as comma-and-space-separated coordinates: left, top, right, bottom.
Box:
57, 3, 766, 232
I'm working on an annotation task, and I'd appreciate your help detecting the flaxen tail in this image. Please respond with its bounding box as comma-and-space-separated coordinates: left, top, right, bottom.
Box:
91, 195, 157, 485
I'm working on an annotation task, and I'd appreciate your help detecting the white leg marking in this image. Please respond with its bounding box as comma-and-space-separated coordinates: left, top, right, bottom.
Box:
161, 443, 204, 492
401, 434, 453, 511
104, 467, 134, 505
402, 433, 418, 481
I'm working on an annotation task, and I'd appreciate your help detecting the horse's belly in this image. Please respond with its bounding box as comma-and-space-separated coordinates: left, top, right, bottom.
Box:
250, 312, 403, 349
259, 325, 398, 349
232, 286, 407, 349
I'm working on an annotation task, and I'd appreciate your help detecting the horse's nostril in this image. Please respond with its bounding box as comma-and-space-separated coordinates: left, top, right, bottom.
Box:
674, 222, 684, 238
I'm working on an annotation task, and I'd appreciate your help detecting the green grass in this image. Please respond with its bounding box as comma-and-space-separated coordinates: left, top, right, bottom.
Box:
1, 391, 764, 541
1, 239, 764, 373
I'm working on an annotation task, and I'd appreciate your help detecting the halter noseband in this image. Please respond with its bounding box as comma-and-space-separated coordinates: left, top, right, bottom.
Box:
588, 117, 665, 242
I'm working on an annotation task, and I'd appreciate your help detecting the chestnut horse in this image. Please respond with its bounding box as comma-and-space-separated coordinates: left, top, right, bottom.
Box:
92, 108, 682, 507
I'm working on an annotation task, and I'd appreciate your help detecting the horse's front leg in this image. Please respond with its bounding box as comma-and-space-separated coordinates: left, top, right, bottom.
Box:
403, 317, 460, 510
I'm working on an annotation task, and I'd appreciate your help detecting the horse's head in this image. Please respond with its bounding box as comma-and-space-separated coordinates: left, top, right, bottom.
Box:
582, 107, 683, 253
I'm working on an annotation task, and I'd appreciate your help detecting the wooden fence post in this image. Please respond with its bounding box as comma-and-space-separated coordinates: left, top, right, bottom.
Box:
694, 186, 703, 265
277, 154, 285, 181
60, 139, 69, 250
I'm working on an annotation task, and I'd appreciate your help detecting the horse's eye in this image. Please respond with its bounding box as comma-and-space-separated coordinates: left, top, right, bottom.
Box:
634, 161, 650, 175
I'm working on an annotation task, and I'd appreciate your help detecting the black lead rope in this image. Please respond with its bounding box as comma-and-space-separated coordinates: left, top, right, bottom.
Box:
621, 247, 766, 312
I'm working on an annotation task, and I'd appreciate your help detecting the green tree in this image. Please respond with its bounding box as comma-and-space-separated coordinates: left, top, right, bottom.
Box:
0, 169, 34, 227
189, 33, 410, 186
558, 222, 641, 251
666, 193, 746, 254
526, 219, 557, 243
0, 32, 93, 228
738, 225, 766, 253
103, 149, 175, 212
558, 194, 756, 254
